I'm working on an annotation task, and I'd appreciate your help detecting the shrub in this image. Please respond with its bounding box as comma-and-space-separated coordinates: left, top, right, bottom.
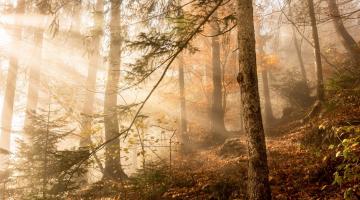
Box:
331, 126, 360, 200
272, 70, 314, 111
129, 162, 171, 199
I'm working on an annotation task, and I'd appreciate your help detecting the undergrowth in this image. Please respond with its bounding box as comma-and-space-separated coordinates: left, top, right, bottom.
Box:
301, 62, 360, 200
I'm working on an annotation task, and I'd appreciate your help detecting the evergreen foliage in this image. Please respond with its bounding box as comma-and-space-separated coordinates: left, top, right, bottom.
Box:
13, 108, 89, 199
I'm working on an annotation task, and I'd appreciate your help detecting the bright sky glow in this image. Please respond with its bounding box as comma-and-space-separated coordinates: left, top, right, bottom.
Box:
0, 28, 11, 47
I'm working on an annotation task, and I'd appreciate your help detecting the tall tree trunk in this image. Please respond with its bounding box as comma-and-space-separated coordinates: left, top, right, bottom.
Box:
205, 62, 211, 131
178, 54, 188, 152
80, 49, 98, 147
255, 22, 274, 126
0, 59, 19, 151
0, 0, 25, 151
254, 14, 274, 127
307, 0, 325, 101
256, 28, 274, 126
221, 50, 229, 119
80, 0, 103, 147
103, 0, 126, 180
289, 4, 308, 85
236, 0, 271, 199
211, 14, 226, 139
292, 28, 309, 83
327, 0, 360, 65
234, 51, 244, 132
261, 70, 273, 126
24, 27, 43, 127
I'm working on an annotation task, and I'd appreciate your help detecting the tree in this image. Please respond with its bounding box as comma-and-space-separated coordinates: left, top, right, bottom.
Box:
255, 22, 274, 126
307, 0, 324, 101
15, 108, 88, 199
174, 1, 188, 152
0, 0, 25, 151
178, 54, 188, 152
24, 2, 46, 128
254, 6, 275, 127
288, 4, 309, 94
292, 28, 309, 84
103, 0, 127, 180
80, 0, 104, 147
236, 0, 271, 199
326, 0, 360, 65
261, 69, 273, 126
210, 12, 226, 139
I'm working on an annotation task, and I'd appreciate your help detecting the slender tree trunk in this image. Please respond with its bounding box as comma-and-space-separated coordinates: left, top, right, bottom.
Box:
307, 0, 325, 101
292, 28, 308, 84
211, 14, 226, 139
222, 62, 228, 128
254, 15, 273, 127
80, 52, 98, 146
205, 63, 212, 131
236, 0, 271, 199
24, 28, 43, 127
261, 70, 273, 126
234, 51, 244, 132
0, 0, 25, 151
25, 0, 51, 128
257, 36, 274, 126
80, 0, 103, 147
289, 4, 308, 85
176, 0, 188, 152
103, 0, 126, 180
327, 0, 360, 65
178, 54, 188, 152
0, 59, 18, 151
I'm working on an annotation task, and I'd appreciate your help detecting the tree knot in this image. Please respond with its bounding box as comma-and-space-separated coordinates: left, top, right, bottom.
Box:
237, 73, 243, 84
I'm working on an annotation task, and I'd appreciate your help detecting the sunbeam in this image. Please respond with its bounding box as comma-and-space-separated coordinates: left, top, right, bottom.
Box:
0, 0, 358, 199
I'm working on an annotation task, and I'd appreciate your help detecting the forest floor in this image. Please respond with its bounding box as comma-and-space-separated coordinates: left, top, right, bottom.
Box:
159, 130, 348, 200
161, 131, 343, 200
161, 104, 360, 200
77, 93, 359, 200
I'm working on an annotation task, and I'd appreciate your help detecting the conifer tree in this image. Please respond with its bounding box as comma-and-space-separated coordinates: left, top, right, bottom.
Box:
15, 107, 89, 199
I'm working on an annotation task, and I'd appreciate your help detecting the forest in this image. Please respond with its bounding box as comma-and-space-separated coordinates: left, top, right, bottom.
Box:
0, 0, 359, 199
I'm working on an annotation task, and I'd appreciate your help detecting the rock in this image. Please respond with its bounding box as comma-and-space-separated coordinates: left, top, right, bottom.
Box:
219, 138, 246, 157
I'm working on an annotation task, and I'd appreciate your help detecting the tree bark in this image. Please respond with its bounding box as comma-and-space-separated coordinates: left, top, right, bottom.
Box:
178, 54, 188, 152
103, 0, 126, 180
0, 0, 25, 151
236, 0, 271, 199
327, 0, 360, 65
211, 13, 226, 139
307, 0, 325, 101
